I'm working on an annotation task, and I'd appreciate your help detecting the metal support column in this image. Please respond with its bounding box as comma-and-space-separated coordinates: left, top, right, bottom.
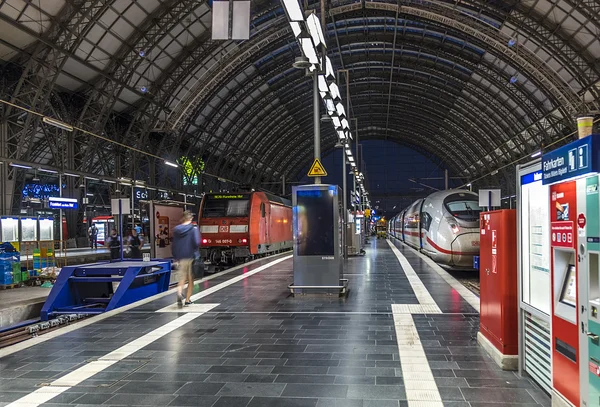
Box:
445, 169, 449, 190
313, 70, 321, 184
342, 147, 348, 259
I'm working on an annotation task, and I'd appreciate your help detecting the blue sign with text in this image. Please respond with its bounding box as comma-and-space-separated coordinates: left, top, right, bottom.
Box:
542, 134, 600, 185
48, 197, 78, 209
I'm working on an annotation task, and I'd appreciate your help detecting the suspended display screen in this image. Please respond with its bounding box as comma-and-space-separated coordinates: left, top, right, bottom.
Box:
296, 189, 334, 256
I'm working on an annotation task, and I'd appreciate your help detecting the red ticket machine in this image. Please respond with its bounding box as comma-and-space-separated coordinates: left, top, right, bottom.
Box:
478, 210, 518, 367
550, 180, 580, 406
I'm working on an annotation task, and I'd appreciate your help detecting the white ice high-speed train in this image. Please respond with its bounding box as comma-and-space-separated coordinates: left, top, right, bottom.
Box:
389, 190, 481, 270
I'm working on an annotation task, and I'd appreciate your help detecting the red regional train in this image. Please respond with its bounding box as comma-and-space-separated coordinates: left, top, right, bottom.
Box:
198, 192, 292, 265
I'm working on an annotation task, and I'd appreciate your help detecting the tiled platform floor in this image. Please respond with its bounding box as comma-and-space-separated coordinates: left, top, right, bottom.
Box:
0, 239, 550, 407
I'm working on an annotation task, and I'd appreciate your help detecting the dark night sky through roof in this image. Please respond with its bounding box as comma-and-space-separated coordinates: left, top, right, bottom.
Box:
299, 140, 460, 217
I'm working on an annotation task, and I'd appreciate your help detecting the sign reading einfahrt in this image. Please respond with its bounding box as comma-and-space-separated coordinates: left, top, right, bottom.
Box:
542, 134, 600, 185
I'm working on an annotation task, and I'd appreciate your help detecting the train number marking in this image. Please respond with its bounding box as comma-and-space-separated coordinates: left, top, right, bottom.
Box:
215, 239, 233, 244
219, 226, 229, 233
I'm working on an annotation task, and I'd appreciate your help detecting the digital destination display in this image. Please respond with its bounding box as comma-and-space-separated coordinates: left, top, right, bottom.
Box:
211, 194, 245, 199
48, 197, 78, 209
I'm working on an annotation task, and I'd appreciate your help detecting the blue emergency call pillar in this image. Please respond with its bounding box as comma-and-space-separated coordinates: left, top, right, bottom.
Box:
289, 184, 347, 296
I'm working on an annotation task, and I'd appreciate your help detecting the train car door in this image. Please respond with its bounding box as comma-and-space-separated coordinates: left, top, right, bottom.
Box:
259, 201, 268, 247
401, 212, 405, 242
419, 200, 426, 249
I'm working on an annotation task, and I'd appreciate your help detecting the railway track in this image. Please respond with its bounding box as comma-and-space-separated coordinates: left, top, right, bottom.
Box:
447, 269, 480, 296
0, 314, 90, 349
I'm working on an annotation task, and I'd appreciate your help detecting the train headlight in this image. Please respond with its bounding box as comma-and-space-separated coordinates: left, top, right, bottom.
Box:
202, 239, 208, 244
242, 238, 247, 243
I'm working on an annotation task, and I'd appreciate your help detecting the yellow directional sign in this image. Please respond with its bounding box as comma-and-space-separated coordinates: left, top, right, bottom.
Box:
307, 158, 327, 177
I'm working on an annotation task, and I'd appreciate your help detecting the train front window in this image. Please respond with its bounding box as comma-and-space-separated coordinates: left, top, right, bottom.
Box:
202, 199, 249, 218
444, 195, 481, 222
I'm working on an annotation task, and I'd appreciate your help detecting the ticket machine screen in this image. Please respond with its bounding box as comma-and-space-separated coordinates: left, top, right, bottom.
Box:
559, 264, 577, 307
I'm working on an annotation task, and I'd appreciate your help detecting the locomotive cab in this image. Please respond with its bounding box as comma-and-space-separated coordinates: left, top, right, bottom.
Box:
199, 192, 292, 266
438, 193, 481, 269
199, 193, 251, 265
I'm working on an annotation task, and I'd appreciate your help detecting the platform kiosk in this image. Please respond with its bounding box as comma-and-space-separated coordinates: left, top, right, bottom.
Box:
542, 134, 600, 407
289, 184, 347, 295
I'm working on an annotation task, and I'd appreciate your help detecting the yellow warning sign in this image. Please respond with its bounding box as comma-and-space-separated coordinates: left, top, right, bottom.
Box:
307, 158, 327, 177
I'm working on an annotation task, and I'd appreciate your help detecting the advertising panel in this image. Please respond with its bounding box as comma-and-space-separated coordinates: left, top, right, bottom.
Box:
520, 169, 551, 314
149, 203, 184, 258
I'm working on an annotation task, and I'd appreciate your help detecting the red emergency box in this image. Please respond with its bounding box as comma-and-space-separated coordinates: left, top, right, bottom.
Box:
479, 209, 518, 355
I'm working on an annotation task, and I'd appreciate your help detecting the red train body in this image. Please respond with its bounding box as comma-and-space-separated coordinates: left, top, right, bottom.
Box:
198, 192, 292, 265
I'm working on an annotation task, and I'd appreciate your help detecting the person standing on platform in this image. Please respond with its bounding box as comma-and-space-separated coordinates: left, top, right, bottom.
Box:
172, 211, 200, 307
128, 229, 142, 259
88, 224, 98, 249
107, 228, 121, 260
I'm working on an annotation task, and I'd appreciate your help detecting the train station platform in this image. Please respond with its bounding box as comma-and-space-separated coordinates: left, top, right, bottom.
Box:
0, 239, 549, 407
0, 246, 152, 328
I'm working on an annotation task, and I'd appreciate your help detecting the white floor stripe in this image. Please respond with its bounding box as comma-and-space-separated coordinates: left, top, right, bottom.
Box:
6, 307, 216, 407
386, 239, 441, 313
156, 255, 292, 312
0, 252, 291, 359
393, 312, 443, 407
387, 240, 444, 406
390, 237, 480, 312
6, 255, 292, 407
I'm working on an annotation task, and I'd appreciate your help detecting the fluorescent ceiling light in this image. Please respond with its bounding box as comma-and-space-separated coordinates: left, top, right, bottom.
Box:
306, 13, 326, 48
325, 56, 335, 80
530, 151, 541, 158
341, 118, 349, 129
332, 116, 341, 128
146, 187, 157, 191
347, 131, 353, 140
345, 148, 352, 155
300, 37, 319, 65
290, 21, 302, 37
348, 156, 355, 162
325, 99, 335, 113
63, 172, 79, 177
86, 193, 94, 197
329, 82, 341, 100
165, 160, 178, 168
336, 103, 345, 117
39, 168, 58, 174
350, 162, 356, 167
103, 179, 116, 184
85, 176, 99, 181
337, 130, 346, 140
9, 163, 32, 169
282, 0, 304, 21
318, 75, 329, 93
42, 116, 73, 132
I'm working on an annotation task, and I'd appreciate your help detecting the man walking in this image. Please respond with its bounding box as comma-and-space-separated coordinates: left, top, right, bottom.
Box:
172, 211, 200, 307
106, 228, 121, 260
88, 224, 98, 249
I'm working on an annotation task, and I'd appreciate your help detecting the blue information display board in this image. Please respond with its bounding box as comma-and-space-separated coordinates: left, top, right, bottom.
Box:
48, 197, 78, 209
542, 134, 600, 185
